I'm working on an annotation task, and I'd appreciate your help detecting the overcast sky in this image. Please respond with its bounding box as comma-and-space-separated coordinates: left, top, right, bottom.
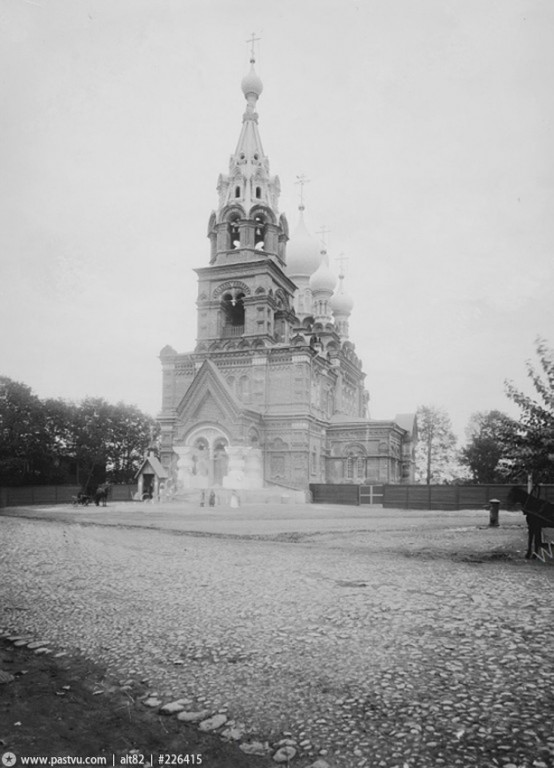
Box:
1, 0, 553, 441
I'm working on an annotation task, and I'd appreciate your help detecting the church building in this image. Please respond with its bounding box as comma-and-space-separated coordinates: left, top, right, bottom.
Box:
157, 53, 416, 497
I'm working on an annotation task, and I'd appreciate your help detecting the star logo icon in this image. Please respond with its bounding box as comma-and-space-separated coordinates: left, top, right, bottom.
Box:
1, 753, 16, 768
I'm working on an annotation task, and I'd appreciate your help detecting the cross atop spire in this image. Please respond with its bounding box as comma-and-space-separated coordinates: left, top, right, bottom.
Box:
336, 253, 348, 277
246, 32, 261, 62
316, 225, 331, 250
295, 174, 310, 210
217, 41, 279, 219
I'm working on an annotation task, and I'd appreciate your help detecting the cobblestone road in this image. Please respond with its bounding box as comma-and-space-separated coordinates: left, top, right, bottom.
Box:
1, 505, 554, 768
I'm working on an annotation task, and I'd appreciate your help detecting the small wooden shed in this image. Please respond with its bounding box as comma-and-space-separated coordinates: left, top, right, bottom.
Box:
134, 452, 168, 500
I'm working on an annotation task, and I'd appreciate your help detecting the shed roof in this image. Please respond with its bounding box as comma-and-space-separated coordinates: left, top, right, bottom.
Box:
134, 452, 168, 480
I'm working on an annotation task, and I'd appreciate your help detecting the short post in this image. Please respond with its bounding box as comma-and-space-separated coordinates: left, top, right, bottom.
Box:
488, 498, 500, 527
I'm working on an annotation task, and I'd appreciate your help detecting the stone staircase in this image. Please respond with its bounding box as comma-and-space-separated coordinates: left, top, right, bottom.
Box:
170, 486, 307, 506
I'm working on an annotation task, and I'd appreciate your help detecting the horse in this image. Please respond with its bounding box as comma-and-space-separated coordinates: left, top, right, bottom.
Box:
94, 483, 110, 507
506, 486, 554, 559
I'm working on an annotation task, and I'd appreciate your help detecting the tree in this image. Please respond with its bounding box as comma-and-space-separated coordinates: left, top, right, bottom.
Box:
504, 337, 554, 484
104, 402, 158, 484
460, 410, 517, 483
42, 397, 81, 483
70, 398, 157, 490
71, 397, 114, 490
0, 377, 50, 485
415, 405, 457, 484
0, 379, 158, 489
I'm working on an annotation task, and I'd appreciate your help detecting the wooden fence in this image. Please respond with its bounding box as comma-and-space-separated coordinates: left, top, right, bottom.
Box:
4, 482, 554, 511
0, 485, 81, 507
309, 483, 554, 509
0, 484, 138, 507
384, 484, 554, 509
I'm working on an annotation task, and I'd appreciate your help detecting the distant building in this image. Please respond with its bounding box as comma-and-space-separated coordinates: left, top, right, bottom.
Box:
158, 53, 416, 495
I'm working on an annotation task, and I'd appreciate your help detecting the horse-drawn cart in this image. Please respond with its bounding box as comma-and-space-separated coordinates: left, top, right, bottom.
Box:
71, 492, 91, 507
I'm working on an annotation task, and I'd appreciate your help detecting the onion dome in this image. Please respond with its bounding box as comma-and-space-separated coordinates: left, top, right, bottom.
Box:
309, 250, 337, 293
159, 344, 177, 358
241, 61, 263, 99
287, 209, 321, 277
331, 275, 354, 314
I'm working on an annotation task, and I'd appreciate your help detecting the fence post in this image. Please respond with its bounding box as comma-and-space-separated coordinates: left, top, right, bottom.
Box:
488, 499, 500, 527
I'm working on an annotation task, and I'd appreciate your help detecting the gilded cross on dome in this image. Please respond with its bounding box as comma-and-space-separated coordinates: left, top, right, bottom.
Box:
295, 174, 310, 210
246, 32, 261, 62
336, 253, 349, 276
316, 225, 331, 250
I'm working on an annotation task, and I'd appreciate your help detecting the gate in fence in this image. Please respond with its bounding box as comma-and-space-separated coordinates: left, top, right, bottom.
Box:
309, 484, 384, 505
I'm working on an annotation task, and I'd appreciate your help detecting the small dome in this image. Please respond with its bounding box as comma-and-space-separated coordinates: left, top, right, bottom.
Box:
331, 284, 354, 314
159, 344, 177, 357
241, 63, 263, 98
309, 252, 337, 293
287, 211, 321, 277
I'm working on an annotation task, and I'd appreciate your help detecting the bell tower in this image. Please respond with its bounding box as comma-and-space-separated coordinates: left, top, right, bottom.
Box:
158, 43, 417, 494
195, 45, 295, 348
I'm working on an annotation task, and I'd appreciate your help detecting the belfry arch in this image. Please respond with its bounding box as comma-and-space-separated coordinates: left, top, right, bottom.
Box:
221, 290, 245, 332
228, 216, 241, 250
250, 205, 277, 254
254, 212, 267, 250
211, 281, 251, 339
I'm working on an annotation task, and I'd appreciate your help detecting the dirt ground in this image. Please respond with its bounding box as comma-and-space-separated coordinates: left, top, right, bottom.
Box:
0, 639, 273, 768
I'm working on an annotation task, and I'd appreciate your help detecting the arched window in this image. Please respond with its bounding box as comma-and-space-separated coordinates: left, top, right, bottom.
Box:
221, 292, 245, 333
345, 447, 366, 482
235, 186, 241, 198
346, 456, 365, 479
254, 213, 266, 250
346, 457, 354, 479
228, 217, 240, 249
255, 186, 261, 199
